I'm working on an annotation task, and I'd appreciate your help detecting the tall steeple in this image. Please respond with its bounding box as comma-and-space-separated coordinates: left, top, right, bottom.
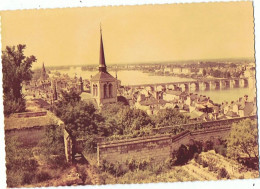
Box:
42, 62, 46, 73
99, 25, 107, 73
41, 62, 47, 80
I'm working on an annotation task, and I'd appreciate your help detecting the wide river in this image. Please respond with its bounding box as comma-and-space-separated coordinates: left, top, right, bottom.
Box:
54, 68, 256, 104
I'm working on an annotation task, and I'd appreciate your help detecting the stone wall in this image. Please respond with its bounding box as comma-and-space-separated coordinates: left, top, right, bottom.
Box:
97, 135, 172, 165
97, 126, 232, 165
14, 111, 47, 118
64, 128, 73, 163
152, 116, 256, 134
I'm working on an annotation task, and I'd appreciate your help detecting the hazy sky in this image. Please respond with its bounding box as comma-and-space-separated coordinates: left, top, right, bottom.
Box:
1, 2, 255, 68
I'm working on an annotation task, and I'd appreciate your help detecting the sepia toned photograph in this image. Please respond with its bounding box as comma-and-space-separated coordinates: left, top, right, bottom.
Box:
1, 1, 259, 188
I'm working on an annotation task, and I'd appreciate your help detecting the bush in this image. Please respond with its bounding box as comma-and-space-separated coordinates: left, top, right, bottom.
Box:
148, 163, 165, 175
203, 140, 214, 152
208, 164, 214, 172
202, 160, 208, 168
193, 152, 199, 161
35, 171, 52, 183
6, 170, 24, 187
22, 172, 35, 185
218, 168, 230, 179
195, 155, 203, 165
175, 145, 189, 165
214, 145, 227, 157
99, 160, 125, 177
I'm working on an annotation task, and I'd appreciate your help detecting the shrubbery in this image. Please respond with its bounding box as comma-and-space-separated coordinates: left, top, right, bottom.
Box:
218, 168, 230, 179
99, 158, 172, 178
5, 136, 39, 187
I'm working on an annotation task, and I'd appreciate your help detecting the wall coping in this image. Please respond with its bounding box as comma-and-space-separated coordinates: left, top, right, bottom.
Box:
98, 134, 172, 148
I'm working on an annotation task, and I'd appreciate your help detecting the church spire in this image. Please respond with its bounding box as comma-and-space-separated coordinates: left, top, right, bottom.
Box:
41, 62, 47, 80
99, 24, 107, 73
42, 62, 46, 73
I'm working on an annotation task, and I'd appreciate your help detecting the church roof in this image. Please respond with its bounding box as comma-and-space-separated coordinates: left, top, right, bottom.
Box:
99, 26, 107, 72
91, 26, 116, 82
91, 71, 116, 81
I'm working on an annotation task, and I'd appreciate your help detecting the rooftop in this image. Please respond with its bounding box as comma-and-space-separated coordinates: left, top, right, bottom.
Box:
4, 111, 63, 131
90, 72, 116, 82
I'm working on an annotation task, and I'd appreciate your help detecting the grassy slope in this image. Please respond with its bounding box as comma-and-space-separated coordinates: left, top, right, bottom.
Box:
102, 150, 259, 185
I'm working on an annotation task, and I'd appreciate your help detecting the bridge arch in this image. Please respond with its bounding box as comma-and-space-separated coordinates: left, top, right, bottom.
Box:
223, 80, 230, 89
201, 82, 210, 91
189, 82, 199, 91
167, 84, 179, 91
179, 83, 189, 92
211, 81, 220, 90
240, 78, 249, 87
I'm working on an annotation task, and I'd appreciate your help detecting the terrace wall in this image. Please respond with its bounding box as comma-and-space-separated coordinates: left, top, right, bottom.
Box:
97, 126, 231, 165
14, 111, 47, 118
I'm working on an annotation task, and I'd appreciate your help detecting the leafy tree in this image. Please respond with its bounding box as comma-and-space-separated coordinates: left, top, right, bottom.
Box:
54, 90, 81, 117
227, 119, 258, 159
153, 108, 189, 131
54, 91, 104, 157
101, 104, 154, 138
2, 45, 37, 115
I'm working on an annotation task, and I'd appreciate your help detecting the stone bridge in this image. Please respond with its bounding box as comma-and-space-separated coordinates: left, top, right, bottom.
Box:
124, 77, 249, 92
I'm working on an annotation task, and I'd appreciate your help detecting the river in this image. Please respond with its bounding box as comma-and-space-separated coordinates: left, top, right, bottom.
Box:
52, 67, 256, 104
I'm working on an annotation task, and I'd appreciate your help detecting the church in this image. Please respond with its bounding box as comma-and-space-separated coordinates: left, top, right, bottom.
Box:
90, 27, 118, 107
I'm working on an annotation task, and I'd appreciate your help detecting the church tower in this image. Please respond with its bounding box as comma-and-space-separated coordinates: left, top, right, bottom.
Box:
90, 26, 118, 107
41, 62, 48, 80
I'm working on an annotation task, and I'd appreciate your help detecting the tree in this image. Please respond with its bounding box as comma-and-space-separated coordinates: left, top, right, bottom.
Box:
153, 108, 189, 132
101, 103, 154, 138
227, 119, 258, 159
2, 45, 37, 115
54, 91, 104, 157
38, 122, 66, 168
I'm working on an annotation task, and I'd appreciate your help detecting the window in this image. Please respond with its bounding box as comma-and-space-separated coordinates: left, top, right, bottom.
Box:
109, 83, 113, 98
104, 84, 107, 98
93, 84, 98, 96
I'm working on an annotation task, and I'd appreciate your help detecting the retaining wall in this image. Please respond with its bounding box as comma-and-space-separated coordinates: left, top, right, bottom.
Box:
15, 111, 47, 118
97, 126, 232, 165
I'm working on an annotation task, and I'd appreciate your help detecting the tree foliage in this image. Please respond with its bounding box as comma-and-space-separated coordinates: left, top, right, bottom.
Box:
54, 91, 104, 155
227, 119, 258, 159
38, 123, 66, 167
2, 45, 37, 115
54, 91, 104, 138
153, 108, 189, 128
101, 103, 154, 138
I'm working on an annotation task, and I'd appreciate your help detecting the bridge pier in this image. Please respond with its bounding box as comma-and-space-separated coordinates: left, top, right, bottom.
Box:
210, 81, 220, 90
201, 82, 210, 91
232, 80, 240, 88
240, 79, 249, 88
223, 80, 230, 89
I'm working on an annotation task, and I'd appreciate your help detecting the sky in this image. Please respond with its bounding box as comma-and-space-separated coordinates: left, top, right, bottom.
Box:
0, 1, 255, 68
